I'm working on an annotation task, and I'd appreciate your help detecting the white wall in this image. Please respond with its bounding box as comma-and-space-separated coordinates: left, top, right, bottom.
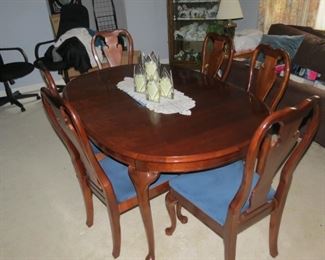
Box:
237, 0, 260, 31
123, 0, 169, 59
113, 0, 127, 29
81, 0, 97, 31
0, 0, 260, 89
0, 0, 60, 89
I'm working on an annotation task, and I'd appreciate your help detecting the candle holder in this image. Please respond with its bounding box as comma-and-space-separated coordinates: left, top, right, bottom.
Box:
144, 52, 160, 82
146, 80, 160, 102
134, 64, 146, 93
160, 67, 174, 99
134, 52, 174, 103
144, 52, 160, 102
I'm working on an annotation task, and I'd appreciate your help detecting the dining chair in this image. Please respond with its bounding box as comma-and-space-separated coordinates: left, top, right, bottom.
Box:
246, 43, 291, 112
39, 67, 105, 228
91, 29, 134, 70
40, 71, 175, 258
165, 95, 320, 260
201, 33, 234, 81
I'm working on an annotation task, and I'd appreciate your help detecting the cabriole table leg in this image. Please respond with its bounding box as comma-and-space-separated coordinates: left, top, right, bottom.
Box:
129, 167, 159, 260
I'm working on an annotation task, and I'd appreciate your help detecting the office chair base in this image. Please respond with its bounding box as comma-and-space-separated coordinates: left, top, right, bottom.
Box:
0, 90, 40, 112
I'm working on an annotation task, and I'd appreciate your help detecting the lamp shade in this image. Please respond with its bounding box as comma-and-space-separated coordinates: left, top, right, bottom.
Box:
216, 0, 243, 20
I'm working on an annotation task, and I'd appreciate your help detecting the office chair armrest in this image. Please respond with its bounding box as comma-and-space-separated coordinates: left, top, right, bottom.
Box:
34, 39, 55, 59
0, 47, 29, 63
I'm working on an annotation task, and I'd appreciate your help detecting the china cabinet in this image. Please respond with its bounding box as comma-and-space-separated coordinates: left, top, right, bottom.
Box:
167, 0, 221, 69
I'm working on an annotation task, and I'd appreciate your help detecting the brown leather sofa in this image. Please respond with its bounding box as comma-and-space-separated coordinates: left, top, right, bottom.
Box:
227, 24, 325, 147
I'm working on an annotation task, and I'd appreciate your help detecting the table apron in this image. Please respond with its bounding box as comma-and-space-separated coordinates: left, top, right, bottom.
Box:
133, 150, 245, 173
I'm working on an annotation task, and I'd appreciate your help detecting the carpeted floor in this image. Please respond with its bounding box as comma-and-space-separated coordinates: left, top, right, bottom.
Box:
1, 97, 324, 260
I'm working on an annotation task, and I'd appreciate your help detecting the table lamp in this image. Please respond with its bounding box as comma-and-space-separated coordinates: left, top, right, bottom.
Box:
216, 0, 243, 36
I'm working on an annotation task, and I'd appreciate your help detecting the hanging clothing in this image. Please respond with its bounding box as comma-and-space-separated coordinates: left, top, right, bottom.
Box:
54, 27, 103, 68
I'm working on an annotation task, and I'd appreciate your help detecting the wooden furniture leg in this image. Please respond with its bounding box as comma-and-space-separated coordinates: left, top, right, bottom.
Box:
128, 167, 159, 260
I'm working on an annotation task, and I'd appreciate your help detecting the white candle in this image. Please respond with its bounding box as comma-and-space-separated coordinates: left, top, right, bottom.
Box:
146, 80, 160, 102
134, 74, 146, 93
160, 76, 173, 98
145, 60, 158, 80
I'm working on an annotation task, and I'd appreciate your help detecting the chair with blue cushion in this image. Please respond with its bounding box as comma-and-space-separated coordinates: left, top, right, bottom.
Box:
40, 68, 105, 228
201, 33, 234, 81
40, 70, 175, 258
246, 44, 291, 112
165, 95, 320, 260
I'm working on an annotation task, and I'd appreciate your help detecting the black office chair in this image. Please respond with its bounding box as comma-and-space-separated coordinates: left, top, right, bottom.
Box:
34, 3, 90, 85
0, 47, 40, 112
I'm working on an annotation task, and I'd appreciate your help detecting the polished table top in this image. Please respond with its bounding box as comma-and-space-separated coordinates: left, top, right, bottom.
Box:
64, 64, 268, 172
64, 64, 269, 260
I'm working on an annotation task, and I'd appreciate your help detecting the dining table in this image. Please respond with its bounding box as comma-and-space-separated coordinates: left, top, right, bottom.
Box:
63, 64, 269, 260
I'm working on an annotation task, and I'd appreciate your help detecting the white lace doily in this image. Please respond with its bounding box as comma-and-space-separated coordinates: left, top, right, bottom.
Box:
116, 77, 196, 116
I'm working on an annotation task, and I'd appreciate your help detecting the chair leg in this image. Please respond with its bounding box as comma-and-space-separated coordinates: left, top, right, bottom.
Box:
269, 207, 285, 257
176, 203, 188, 224
16, 92, 41, 100
165, 191, 177, 235
0, 83, 25, 111
224, 233, 237, 260
106, 206, 122, 258
77, 176, 94, 227
1, 82, 40, 111
9, 94, 26, 112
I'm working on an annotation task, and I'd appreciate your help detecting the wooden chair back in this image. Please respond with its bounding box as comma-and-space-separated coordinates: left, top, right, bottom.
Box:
201, 33, 234, 81
40, 86, 97, 226
41, 87, 76, 161
247, 44, 290, 112
39, 64, 62, 103
42, 87, 115, 196
40, 65, 101, 227
231, 95, 320, 220
61, 100, 122, 199
41, 84, 116, 222
91, 29, 134, 70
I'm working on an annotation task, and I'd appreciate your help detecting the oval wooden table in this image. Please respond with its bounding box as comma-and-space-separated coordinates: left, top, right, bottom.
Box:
64, 64, 269, 260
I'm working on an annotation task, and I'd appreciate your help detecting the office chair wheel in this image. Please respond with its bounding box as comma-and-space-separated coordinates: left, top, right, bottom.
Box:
36, 95, 41, 100
21, 107, 26, 112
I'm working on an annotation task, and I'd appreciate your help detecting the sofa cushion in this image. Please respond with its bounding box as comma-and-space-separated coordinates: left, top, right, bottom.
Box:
291, 25, 325, 39
260, 34, 304, 60
268, 23, 325, 80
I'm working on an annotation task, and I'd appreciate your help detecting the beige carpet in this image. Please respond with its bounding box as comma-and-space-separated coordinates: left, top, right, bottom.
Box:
1, 98, 324, 260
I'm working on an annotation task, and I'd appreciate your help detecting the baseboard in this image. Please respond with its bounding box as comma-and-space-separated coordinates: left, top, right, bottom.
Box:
0, 79, 66, 96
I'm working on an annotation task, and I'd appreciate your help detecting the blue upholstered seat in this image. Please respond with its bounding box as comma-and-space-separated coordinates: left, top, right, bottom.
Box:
170, 161, 275, 226
90, 140, 175, 202
90, 141, 101, 154
99, 156, 175, 203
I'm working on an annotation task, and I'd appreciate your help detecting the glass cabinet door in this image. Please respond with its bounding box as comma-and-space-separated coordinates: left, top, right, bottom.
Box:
167, 0, 221, 69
